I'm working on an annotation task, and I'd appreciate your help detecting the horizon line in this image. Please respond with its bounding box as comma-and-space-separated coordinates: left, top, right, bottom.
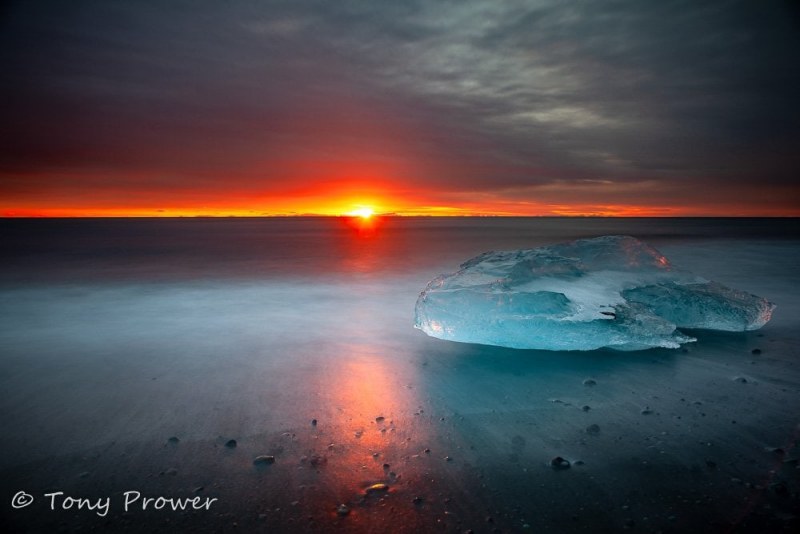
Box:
2, 214, 798, 219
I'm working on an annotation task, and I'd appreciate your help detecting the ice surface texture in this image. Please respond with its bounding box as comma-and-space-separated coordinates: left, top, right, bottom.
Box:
414, 236, 774, 351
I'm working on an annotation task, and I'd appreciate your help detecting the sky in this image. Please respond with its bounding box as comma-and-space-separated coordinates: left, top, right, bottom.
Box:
1, 0, 799, 217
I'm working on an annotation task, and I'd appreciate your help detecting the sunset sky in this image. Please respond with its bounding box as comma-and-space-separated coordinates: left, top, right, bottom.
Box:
1, 0, 798, 217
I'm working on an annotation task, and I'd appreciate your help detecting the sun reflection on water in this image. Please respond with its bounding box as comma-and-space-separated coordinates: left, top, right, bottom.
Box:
342, 213, 383, 238
335, 215, 408, 275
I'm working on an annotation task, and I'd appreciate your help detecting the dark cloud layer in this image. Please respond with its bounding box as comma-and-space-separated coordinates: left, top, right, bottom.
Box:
1, 0, 798, 213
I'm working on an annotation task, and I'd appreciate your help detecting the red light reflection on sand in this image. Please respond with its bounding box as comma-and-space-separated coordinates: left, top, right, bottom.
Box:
304, 343, 428, 527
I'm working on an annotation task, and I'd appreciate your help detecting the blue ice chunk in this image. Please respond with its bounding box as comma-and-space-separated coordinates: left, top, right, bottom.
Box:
414, 236, 774, 351
622, 281, 774, 332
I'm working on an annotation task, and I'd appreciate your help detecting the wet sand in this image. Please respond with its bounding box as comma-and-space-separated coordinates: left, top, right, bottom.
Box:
2, 344, 799, 533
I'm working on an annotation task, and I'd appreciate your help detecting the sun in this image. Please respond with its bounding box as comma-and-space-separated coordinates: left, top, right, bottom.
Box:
347, 207, 374, 219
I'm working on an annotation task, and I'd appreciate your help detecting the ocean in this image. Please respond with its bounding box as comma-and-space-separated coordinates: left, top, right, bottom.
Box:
1, 217, 798, 533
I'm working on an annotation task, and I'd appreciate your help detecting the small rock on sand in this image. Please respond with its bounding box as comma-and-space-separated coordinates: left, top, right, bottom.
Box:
583, 379, 597, 387
225, 439, 237, 448
550, 456, 571, 470
364, 483, 389, 494
254, 455, 275, 465
309, 454, 327, 467
167, 436, 180, 444
337, 504, 350, 516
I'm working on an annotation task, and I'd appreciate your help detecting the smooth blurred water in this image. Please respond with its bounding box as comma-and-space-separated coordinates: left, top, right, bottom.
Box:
1, 217, 798, 455
2, 217, 798, 283
1, 217, 798, 533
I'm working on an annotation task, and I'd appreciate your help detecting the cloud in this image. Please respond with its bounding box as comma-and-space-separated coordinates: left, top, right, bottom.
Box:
0, 0, 798, 213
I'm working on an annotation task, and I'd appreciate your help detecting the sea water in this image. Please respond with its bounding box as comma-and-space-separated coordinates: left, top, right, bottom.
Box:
1, 217, 798, 532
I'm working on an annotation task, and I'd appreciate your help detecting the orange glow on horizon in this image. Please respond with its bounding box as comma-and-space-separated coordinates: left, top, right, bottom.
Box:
3, 200, 797, 218
2, 179, 798, 218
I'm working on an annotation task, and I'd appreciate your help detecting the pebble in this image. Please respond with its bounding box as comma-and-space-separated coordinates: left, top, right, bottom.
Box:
167, 436, 180, 444
733, 376, 748, 384
444, 456, 453, 462
337, 504, 350, 516
365, 483, 389, 494
771, 481, 788, 495
583, 379, 597, 387
581, 405, 591, 412
585, 424, 600, 435
550, 456, 571, 470
375, 416, 385, 423
253, 455, 275, 465
309, 454, 327, 467
641, 407, 653, 415
311, 419, 317, 426
225, 439, 237, 448
751, 348, 762, 355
